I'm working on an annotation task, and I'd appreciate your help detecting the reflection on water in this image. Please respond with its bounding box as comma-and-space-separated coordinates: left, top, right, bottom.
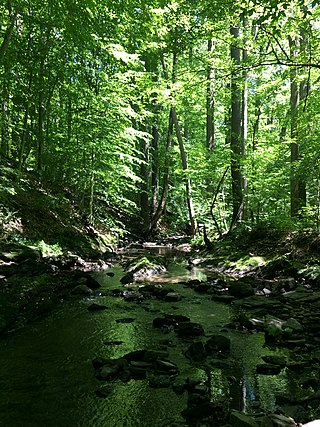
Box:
0, 259, 293, 426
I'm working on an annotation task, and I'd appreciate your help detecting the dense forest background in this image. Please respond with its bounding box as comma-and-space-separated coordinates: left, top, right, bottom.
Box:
1, 0, 320, 242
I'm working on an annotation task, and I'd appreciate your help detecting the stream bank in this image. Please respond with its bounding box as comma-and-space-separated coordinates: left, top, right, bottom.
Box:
1, 239, 320, 426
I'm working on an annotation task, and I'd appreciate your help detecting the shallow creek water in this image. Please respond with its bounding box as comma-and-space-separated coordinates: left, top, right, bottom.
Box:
0, 254, 290, 427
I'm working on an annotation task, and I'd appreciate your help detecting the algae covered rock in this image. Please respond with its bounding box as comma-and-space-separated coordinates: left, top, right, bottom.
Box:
121, 255, 167, 283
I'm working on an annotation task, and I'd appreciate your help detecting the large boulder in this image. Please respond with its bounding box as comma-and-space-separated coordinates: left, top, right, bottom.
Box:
228, 281, 255, 298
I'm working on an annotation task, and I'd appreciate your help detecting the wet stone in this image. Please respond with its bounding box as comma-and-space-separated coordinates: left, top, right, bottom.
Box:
115, 317, 135, 323
129, 361, 153, 369
261, 355, 287, 367
283, 317, 303, 331
212, 295, 235, 303
175, 322, 205, 338
120, 272, 134, 284
149, 374, 171, 388
95, 385, 113, 398
228, 281, 255, 298
71, 284, 93, 296
106, 272, 115, 277
173, 379, 187, 394
111, 289, 123, 297
122, 349, 147, 361
286, 361, 309, 371
164, 292, 182, 302
83, 275, 101, 290
127, 367, 147, 380
165, 314, 191, 324
92, 357, 109, 369
154, 359, 179, 374
205, 335, 231, 353
185, 341, 207, 362
87, 303, 108, 311
153, 314, 190, 329
97, 364, 121, 380
153, 317, 170, 328
154, 287, 175, 298
144, 350, 169, 362
104, 340, 124, 346
122, 291, 144, 302
158, 339, 176, 348
193, 283, 212, 293
268, 414, 296, 427
229, 410, 259, 427
182, 401, 216, 421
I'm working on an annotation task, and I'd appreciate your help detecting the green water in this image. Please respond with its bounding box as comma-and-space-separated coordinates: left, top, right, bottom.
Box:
0, 261, 290, 427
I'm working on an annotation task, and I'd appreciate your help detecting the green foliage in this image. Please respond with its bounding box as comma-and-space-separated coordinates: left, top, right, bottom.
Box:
32, 241, 63, 258
1, 0, 320, 237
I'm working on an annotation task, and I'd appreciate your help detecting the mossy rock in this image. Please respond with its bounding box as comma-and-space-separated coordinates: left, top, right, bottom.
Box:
122, 255, 167, 281
261, 256, 301, 279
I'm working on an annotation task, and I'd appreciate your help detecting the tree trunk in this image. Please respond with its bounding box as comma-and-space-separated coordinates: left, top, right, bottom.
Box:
37, 93, 45, 172
140, 135, 151, 233
241, 39, 248, 216
0, 4, 18, 63
89, 149, 95, 224
172, 107, 198, 236
151, 119, 159, 215
289, 35, 305, 217
1, 90, 9, 158
149, 107, 174, 232
206, 39, 215, 151
230, 25, 244, 228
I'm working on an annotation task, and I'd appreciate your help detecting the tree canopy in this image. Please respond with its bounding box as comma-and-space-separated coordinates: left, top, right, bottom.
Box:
2, 0, 320, 237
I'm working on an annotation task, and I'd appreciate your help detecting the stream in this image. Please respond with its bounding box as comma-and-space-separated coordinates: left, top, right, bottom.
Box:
0, 250, 292, 427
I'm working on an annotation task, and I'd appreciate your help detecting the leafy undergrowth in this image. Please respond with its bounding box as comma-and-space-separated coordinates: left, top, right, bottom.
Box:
193, 224, 320, 280
0, 164, 117, 256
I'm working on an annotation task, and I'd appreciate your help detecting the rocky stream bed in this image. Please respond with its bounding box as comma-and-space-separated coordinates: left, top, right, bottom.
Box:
0, 242, 320, 426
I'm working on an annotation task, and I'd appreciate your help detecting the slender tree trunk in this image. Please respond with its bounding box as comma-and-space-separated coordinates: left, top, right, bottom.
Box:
37, 91, 45, 172
89, 149, 95, 224
289, 35, 303, 217
171, 44, 198, 236
0, 4, 18, 63
151, 121, 159, 214
206, 39, 215, 151
150, 107, 174, 232
241, 39, 248, 216
172, 107, 198, 236
67, 96, 72, 144
18, 107, 29, 170
297, 27, 309, 210
1, 91, 9, 158
140, 135, 151, 233
230, 25, 244, 228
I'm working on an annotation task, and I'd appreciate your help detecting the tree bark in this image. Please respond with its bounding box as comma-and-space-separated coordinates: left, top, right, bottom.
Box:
140, 135, 151, 232
206, 39, 215, 151
149, 107, 174, 232
230, 25, 244, 228
289, 35, 306, 217
0, 4, 18, 63
1, 89, 9, 157
172, 107, 198, 236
